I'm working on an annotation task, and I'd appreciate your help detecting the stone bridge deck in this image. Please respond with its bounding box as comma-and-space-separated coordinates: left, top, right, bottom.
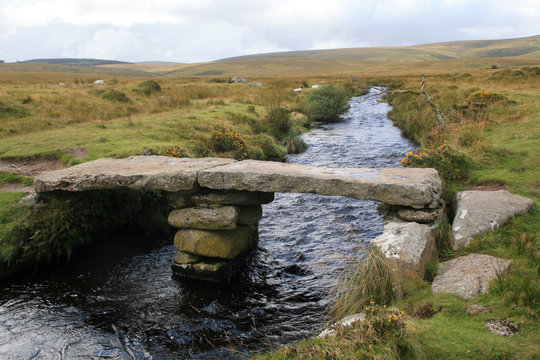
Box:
33, 156, 442, 282
34, 156, 441, 208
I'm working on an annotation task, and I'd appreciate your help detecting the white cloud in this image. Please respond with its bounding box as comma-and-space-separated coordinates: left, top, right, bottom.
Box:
0, 0, 538, 63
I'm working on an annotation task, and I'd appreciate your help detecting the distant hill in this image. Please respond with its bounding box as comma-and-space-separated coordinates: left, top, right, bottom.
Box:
2, 36, 539, 78
164, 35, 540, 77
22, 58, 133, 66
219, 35, 540, 62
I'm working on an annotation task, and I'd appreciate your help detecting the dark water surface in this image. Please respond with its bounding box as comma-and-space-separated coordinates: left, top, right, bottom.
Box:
0, 90, 414, 359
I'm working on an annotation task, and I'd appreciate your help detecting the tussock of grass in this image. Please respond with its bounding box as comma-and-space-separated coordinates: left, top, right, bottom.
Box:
256, 303, 423, 360
330, 248, 409, 320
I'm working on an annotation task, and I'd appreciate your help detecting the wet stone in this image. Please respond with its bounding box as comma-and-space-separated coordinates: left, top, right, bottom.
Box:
174, 251, 201, 264
172, 259, 236, 283
168, 206, 239, 230
174, 226, 258, 259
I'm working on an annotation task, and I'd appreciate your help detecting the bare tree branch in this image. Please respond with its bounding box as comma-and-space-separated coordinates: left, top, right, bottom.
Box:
419, 73, 445, 125
359, 74, 446, 125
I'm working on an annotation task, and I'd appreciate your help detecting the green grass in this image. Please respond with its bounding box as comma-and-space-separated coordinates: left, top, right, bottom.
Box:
0, 192, 29, 263
0, 172, 34, 187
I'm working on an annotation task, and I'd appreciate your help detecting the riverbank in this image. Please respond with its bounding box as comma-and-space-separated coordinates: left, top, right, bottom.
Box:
256, 68, 539, 359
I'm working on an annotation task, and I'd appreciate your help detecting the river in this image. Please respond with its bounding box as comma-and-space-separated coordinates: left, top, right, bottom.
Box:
0, 89, 415, 359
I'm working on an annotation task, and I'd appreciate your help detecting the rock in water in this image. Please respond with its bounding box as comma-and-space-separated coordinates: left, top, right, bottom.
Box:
174, 226, 258, 259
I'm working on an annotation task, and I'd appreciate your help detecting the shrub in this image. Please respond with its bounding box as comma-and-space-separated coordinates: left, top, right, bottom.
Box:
210, 124, 249, 160
401, 143, 468, 181
466, 89, 506, 104
102, 89, 130, 102
138, 80, 161, 95
306, 85, 350, 123
252, 134, 287, 161
283, 135, 308, 154
263, 106, 292, 140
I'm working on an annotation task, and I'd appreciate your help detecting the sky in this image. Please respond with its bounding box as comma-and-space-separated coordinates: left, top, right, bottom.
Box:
1, 0, 539, 63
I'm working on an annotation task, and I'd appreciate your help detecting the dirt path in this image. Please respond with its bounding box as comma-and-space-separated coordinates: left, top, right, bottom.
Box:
0, 148, 87, 178
0, 183, 34, 193
0, 158, 67, 177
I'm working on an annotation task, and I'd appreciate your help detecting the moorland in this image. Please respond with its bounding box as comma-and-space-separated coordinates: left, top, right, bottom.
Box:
1, 35, 539, 359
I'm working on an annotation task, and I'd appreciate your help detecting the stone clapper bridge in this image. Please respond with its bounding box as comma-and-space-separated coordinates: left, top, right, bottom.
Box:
34, 156, 443, 282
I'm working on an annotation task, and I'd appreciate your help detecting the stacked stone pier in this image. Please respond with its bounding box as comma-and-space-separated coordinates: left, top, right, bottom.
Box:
34, 156, 443, 282
167, 189, 273, 281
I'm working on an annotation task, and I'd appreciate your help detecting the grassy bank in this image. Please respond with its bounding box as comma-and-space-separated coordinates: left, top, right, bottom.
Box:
256, 67, 539, 359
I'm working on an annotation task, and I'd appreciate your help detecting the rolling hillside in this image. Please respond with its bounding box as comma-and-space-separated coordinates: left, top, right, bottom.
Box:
1, 35, 538, 78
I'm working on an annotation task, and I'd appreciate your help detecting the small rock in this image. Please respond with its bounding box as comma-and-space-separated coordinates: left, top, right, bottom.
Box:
231, 76, 248, 84
451, 190, 534, 250
432, 254, 511, 299
483, 319, 519, 336
467, 304, 492, 316
318, 313, 366, 338
397, 208, 442, 223
174, 251, 201, 264
18, 194, 41, 208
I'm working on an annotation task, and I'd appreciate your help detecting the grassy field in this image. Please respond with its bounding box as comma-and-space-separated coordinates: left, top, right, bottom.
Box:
1, 35, 539, 358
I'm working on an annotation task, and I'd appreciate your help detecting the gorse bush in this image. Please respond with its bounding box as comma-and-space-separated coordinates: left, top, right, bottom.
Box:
466, 89, 506, 104
160, 146, 190, 158
401, 143, 468, 181
306, 85, 350, 123
211, 124, 249, 160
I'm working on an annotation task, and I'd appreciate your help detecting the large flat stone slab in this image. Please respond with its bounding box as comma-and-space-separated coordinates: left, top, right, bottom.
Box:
34, 156, 235, 192
432, 254, 511, 299
198, 160, 442, 208
370, 221, 437, 279
451, 190, 534, 250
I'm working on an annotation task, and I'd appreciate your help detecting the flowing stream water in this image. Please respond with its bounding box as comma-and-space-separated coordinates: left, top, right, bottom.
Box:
0, 89, 414, 359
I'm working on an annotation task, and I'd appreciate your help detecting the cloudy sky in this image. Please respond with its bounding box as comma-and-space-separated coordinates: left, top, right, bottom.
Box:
1, 0, 538, 63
